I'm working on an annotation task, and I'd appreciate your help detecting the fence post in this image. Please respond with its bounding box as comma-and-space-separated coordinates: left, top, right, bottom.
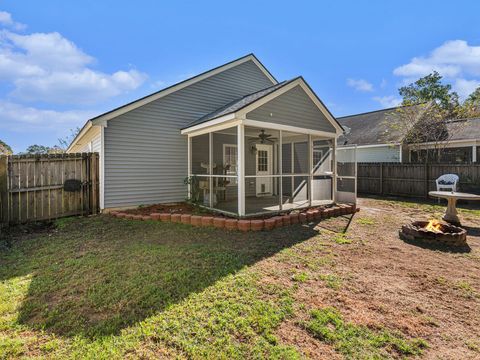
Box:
425, 163, 429, 198
0, 156, 8, 224
379, 163, 383, 195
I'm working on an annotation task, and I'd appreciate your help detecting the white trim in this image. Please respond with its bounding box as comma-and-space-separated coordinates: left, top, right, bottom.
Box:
278, 130, 282, 211
236, 78, 343, 135
208, 132, 213, 207
332, 139, 337, 203
91, 55, 276, 127
255, 143, 273, 196
308, 134, 313, 207
399, 144, 403, 163
338, 143, 401, 150
408, 139, 478, 149
473, 144, 477, 163
181, 78, 343, 136
180, 114, 236, 135
243, 119, 337, 138
66, 121, 92, 152
99, 123, 106, 210
237, 124, 245, 216
187, 136, 192, 199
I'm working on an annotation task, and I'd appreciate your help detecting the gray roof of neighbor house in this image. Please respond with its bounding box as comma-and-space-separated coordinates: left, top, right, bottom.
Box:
183, 79, 295, 128
337, 106, 410, 146
446, 117, 480, 140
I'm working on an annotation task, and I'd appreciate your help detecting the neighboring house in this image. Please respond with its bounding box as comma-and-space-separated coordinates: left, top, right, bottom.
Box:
68, 54, 348, 216
337, 107, 407, 163
337, 107, 480, 164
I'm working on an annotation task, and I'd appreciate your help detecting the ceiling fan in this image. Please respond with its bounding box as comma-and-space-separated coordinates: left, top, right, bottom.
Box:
249, 129, 277, 144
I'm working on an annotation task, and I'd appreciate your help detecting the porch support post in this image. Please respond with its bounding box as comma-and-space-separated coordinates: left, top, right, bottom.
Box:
209, 132, 213, 207
237, 124, 245, 216
187, 135, 192, 200
332, 137, 337, 203
308, 134, 313, 207
278, 130, 283, 211
473, 144, 477, 163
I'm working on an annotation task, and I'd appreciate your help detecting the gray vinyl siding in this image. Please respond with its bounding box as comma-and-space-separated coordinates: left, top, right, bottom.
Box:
104, 60, 274, 208
246, 85, 336, 133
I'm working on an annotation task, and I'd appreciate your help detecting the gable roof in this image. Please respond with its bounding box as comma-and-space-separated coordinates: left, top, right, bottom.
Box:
67, 54, 277, 152
183, 78, 295, 129
446, 117, 480, 141
337, 105, 480, 147
181, 76, 344, 135
337, 106, 417, 146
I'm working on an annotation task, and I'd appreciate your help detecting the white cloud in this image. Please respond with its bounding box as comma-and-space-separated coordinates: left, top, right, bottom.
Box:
454, 78, 480, 99
12, 68, 146, 104
394, 40, 480, 78
347, 78, 374, 92
393, 40, 480, 100
0, 29, 147, 104
0, 11, 26, 31
0, 100, 96, 132
373, 95, 402, 108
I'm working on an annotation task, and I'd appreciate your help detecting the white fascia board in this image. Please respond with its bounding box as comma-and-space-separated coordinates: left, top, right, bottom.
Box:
338, 143, 401, 150
235, 78, 343, 135
67, 121, 92, 153
180, 113, 237, 135
243, 119, 337, 138
408, 139, 478, 149
91, 55, 276, 127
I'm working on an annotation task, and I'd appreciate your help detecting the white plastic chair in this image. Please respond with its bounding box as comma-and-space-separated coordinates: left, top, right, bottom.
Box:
436, 174, 459, 192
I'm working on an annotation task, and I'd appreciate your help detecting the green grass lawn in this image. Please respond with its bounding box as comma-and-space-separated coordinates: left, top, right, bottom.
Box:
0, 214, 428, 359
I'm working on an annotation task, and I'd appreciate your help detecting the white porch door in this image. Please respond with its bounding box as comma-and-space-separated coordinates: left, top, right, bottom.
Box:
255, 144, 273, 196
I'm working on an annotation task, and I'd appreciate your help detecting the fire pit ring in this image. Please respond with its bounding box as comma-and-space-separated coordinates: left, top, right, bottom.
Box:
399, 220, 467, 247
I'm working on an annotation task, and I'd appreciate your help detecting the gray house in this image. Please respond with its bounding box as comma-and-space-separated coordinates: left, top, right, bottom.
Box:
68, 54, 349, 217
338, 106, 480, 164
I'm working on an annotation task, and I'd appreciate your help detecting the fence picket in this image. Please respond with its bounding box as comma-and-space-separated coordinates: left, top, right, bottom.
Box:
358, 163, 480, 197
0, 153, 99, 224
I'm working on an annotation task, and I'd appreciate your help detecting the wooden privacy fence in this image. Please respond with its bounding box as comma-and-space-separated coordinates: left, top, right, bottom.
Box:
0, 153, 99, 224
358, 163, 480, 198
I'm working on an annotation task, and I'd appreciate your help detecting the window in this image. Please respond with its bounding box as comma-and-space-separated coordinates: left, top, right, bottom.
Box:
257, 150, 268, 171
223, 144, 237, 185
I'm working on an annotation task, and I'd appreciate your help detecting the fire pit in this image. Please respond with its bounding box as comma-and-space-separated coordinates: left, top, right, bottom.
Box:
399, 220, 467, 247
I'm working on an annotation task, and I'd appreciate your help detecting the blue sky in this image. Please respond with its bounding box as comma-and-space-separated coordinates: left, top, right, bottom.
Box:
1, 0, 480, 153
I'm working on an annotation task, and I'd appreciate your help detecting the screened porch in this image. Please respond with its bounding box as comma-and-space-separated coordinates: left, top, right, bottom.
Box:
187, 123, 347, 217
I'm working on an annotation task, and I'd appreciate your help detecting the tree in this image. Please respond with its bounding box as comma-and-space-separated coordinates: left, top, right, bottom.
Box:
0, 140, 13, 155
390, 72, 478, 163
462, 87, 480, 117
57, 127, 81, 150
398, 71, 460, 117
22, 144, 64, 155
24, 144, 53, 155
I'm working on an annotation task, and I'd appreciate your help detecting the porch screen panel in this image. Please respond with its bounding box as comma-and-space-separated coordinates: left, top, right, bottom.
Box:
211, 127, 238, 214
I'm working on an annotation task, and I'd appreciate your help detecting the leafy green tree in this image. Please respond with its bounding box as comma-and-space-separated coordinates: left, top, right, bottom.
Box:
24, 144, 65, 155
398, 71, 459, 116
24, 144, 52, 154
462, 87, 480, 116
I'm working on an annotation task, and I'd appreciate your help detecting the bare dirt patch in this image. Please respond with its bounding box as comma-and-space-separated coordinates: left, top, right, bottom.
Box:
269, 197, 480, 358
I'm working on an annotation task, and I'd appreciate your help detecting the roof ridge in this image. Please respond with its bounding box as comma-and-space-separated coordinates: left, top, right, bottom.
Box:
336, 106, 404, 119
184, 77, 299, 128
